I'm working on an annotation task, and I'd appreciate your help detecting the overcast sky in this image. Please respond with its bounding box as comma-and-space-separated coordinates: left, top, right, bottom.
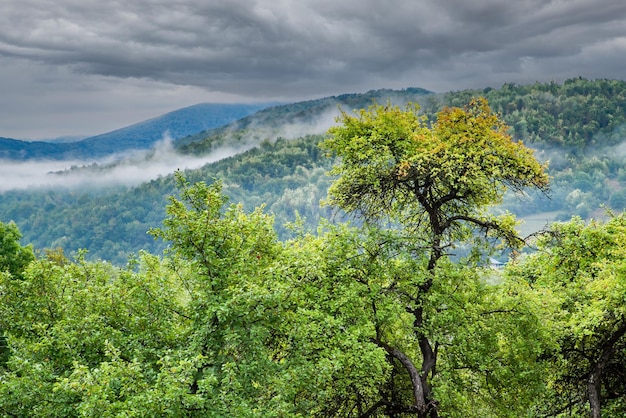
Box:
1, 0, 626, 139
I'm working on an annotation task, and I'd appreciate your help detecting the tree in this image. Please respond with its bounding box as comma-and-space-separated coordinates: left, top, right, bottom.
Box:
506, 214, 626, 417
321, 98, 549, 416
149, 172, 296, 415
0, 220, 34, 280
0, 221, 34, 368
0, 174, 392, 416
275, 222, 549, 417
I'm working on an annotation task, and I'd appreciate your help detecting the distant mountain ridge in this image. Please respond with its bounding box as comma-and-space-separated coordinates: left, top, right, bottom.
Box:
176, 87, 434, 154
0, 137, 63, 160
0, 103, 274, 161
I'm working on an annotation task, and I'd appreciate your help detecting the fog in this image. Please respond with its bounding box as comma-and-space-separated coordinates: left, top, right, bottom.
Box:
0, 107, 340, 192
0, 134, 253, 192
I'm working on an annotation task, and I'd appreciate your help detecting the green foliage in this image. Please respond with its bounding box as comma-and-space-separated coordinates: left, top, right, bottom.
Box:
1, 171, 625, 416
4, 81, 626, 417
322, 98, 548, 253
149, 173, 296, 415
0, 221, 34, 280
284, 224, 547, 417
0, 171, 546, 417
145, 173, 391, 415
0, 220, 35, 368
506, 214, 626, 417
0, 248, 194, 416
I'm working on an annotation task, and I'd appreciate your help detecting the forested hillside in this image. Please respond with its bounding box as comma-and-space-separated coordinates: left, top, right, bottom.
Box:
2, 97, 625, 417
438, 78, 626, 148
1, 79, 626, 264
0, 136, 332, 264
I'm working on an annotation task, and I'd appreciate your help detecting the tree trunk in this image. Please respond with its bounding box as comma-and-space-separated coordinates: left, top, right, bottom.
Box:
588, 371, 602, 418
587, 321, 626, 418
372, 339, 428, 416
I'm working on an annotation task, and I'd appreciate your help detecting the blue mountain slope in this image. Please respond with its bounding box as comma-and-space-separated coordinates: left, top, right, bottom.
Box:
0, 103, 274, 161
0, 137, 62, 160
78, 103, 275, 156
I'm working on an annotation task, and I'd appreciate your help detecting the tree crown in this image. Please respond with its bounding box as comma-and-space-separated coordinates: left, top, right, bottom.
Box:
322, 98, 549, 247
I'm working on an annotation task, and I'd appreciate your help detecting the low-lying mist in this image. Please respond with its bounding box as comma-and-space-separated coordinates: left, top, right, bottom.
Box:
0, 135, 252, 192
0, 106, 342, 193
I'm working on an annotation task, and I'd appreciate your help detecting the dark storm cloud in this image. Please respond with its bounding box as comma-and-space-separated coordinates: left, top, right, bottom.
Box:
1, 0, 626, 138
1, 0, 621, 92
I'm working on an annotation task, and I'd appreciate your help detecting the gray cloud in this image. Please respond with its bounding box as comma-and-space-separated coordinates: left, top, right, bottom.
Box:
1, 0, 626, 138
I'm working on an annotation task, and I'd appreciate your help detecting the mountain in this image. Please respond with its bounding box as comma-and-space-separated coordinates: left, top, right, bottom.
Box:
0, 103, 274, 161
74, 102, 277, 158
0, 137, 63, 160
0, 87, 434, 161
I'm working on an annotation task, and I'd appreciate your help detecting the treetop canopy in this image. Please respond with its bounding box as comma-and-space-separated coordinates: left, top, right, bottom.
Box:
322, 98, 549, 247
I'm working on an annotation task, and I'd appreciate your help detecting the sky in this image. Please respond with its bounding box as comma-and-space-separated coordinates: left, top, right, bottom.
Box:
1, 0, 626, 140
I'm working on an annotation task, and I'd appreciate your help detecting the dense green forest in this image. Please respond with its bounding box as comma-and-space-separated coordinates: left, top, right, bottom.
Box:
2, 78, 626, 264
1, 97, 625, 417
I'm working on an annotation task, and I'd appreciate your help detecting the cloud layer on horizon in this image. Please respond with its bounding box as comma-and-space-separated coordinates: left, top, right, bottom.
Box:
1, 0, 626, 138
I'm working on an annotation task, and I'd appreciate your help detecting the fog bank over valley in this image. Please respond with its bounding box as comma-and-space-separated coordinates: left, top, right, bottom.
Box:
0, 135, 251, 192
